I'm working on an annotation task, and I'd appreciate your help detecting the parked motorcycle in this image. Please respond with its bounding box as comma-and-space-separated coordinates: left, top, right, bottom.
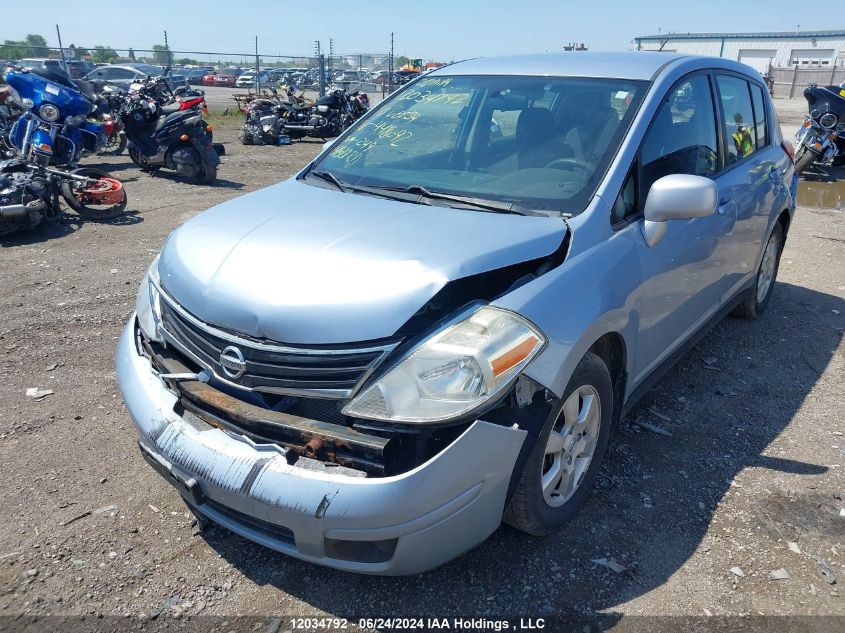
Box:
280, 88, 355, 140
116, 76, 222, 184
3, 66, 107, 167
793, 83, 845, 175
239, 86, 312, 146
0, 158, 127, 237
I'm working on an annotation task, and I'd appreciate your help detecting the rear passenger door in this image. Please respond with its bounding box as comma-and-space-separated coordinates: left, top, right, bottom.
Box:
712, 73, 784, 301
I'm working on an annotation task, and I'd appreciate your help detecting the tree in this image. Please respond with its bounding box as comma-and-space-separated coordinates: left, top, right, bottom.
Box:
0, 33, 50, 60
152, 44, 172, 66
91, 45, 118, 64
67, 44, 89, 59
25, 34, 48, 56
127, 47, 136, 60
394, 55, 410, 68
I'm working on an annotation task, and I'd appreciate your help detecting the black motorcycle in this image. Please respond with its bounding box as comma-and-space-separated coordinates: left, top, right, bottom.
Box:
280, 89, 355, 140
117, 76, 222, 184
793, 83, 845, 175
0, 158, 127, 237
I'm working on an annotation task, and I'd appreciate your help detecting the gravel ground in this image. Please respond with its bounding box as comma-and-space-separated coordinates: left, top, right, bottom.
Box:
0, 102, 843, 629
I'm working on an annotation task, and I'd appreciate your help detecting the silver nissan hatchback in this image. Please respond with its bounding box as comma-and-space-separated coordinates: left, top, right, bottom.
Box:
117, 52, 795, 575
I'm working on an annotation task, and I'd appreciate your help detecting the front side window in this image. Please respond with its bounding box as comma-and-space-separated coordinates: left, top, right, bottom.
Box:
639, 74, 719, 202
717, 75, 757, 163
310, 75, 646, 214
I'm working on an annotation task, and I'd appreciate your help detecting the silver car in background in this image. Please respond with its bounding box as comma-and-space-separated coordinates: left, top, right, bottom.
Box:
117, 52, 795, 574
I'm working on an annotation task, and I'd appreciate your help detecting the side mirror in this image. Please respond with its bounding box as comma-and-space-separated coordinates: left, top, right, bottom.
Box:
641, 174, 718, 247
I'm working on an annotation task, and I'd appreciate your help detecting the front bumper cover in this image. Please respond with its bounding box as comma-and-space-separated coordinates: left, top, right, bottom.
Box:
116, 318, 527, 575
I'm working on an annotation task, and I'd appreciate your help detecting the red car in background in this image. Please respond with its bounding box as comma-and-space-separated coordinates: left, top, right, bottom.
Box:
202, 71, 217, 86
213, 69, 242, 87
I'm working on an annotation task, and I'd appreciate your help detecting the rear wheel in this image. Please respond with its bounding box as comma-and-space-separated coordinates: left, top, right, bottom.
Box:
732, 222, 783, 319
504, 352, 613, 535
60, 168, 127, 221
99, 131, 127, 156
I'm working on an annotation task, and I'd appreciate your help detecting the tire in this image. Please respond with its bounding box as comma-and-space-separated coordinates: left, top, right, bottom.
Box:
195, 160, 217, 185
793, 145, 815, 176
732, 222, 784, 319
504, 352, 614, 536
60, 168, 127, 221
128, 147, 149, 170
98, 132, 127, 156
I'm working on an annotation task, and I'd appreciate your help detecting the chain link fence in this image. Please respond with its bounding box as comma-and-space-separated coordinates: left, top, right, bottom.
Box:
0, 43, 399, 106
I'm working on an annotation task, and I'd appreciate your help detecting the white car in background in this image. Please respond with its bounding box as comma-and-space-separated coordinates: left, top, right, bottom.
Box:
235, 71, 276, 89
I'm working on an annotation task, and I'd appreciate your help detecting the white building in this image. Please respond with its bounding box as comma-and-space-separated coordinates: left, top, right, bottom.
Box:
633, 30, 845, 74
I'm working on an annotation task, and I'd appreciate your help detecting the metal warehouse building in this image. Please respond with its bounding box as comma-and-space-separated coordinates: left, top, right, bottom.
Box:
633, 30, 845, 75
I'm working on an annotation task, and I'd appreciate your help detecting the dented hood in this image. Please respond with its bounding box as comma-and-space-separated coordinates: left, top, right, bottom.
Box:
158, 178, 567, 344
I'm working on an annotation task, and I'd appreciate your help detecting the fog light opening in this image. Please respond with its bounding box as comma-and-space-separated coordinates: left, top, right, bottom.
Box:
324, 537, 398, 564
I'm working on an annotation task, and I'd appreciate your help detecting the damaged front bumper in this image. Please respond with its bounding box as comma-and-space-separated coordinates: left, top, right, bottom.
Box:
116, 318, 527, 575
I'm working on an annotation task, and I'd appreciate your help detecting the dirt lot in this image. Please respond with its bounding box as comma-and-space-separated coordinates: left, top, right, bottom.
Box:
0, 102, 843, 630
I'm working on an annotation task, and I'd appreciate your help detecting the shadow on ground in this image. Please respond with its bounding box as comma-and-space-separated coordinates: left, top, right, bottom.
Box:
193, 281, 843, 615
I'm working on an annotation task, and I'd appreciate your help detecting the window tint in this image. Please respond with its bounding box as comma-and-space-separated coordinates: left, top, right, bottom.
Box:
750, 83, 768, 148
639, 74, 718, 203
716, 75, 756, 163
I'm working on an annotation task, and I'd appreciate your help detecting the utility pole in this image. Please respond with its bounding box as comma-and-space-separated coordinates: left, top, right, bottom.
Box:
55, 24, 68, 74
329, 38, 334, 75
163, 30, 172, 84
255, 35, 260, 91
388, 32, 394, 95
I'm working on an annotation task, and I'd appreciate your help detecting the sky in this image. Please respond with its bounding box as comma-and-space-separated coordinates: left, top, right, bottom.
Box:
1, 0, 833, 62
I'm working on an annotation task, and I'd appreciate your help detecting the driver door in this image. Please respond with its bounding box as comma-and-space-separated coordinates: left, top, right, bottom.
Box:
614, 72, 737, 387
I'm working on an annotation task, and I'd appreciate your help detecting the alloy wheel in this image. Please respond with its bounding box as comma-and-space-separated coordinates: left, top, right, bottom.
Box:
541, 385, 602, 507
757, 231, 780, 304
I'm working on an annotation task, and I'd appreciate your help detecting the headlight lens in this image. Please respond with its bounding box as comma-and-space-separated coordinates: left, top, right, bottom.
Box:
135, 255, 162, 341
342, 306, 545, 424
38, 103, 60, 122
819, 112, 838, 129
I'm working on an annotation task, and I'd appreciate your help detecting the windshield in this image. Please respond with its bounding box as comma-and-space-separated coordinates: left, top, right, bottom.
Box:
309, 74, 646, 214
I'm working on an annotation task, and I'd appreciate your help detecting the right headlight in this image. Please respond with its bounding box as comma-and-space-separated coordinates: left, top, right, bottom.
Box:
342, 306, 545, 424
38, 103, 60, 122
135, 255, 162, 341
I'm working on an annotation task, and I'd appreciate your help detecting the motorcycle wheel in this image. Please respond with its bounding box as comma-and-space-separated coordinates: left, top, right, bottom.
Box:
99, 132, 127, 156
793, 146, 815, 176
196, 160, 217, 185
128, 147, 152, 171
60, 168, 127, 221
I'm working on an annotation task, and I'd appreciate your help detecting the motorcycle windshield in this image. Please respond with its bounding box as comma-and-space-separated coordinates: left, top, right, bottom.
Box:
5, 71, 91, 116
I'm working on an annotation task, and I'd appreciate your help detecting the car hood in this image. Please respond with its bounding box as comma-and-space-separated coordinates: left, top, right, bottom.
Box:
158, 178, 568, 344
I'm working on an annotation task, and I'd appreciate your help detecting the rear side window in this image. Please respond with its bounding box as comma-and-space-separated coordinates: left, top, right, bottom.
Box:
716, 75, 757, 163
750, 83, 768, 148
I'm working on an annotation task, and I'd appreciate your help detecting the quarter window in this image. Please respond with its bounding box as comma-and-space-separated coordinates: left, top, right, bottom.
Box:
750, 83, 768, 148
716, 75, 757, 163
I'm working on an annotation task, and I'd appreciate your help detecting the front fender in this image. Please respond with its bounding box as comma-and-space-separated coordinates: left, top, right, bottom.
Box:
493, 197, 640, 400
189, 132, 220, 166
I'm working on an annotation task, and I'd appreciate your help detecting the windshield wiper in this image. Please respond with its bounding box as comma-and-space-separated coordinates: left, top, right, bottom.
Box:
308, 170, 347, 192
374, 184, 542, 216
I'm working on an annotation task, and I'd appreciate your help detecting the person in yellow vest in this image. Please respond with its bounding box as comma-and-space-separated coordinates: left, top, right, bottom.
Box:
732, 112, 753, 158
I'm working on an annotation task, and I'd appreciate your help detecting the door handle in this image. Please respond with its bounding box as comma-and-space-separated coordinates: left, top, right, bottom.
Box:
717, 200, 731, 216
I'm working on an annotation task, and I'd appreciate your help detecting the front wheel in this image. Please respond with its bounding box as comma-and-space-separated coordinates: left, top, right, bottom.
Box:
504, 352, 614, 536
60, 168, 127, 221
793, 145, 815, 176
195, 160, 217, 185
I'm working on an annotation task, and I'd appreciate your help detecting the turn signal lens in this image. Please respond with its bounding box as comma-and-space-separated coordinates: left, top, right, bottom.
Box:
37, 143, 52, 153
803, 120, 812, 127
206, 126, 213, 132
180, 134, 189, 141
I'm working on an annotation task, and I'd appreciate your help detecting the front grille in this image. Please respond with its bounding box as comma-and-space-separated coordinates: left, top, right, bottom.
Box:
158, 294, 396, 397
202, 499, 296, 545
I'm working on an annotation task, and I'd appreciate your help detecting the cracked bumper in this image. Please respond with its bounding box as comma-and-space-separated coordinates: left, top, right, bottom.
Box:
116, 318, 527, 575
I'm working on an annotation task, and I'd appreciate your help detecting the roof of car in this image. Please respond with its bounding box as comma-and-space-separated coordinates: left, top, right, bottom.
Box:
431, 52, 688, 81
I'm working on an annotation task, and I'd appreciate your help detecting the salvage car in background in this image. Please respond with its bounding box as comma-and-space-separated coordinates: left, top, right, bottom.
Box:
118, 52, 794, 575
